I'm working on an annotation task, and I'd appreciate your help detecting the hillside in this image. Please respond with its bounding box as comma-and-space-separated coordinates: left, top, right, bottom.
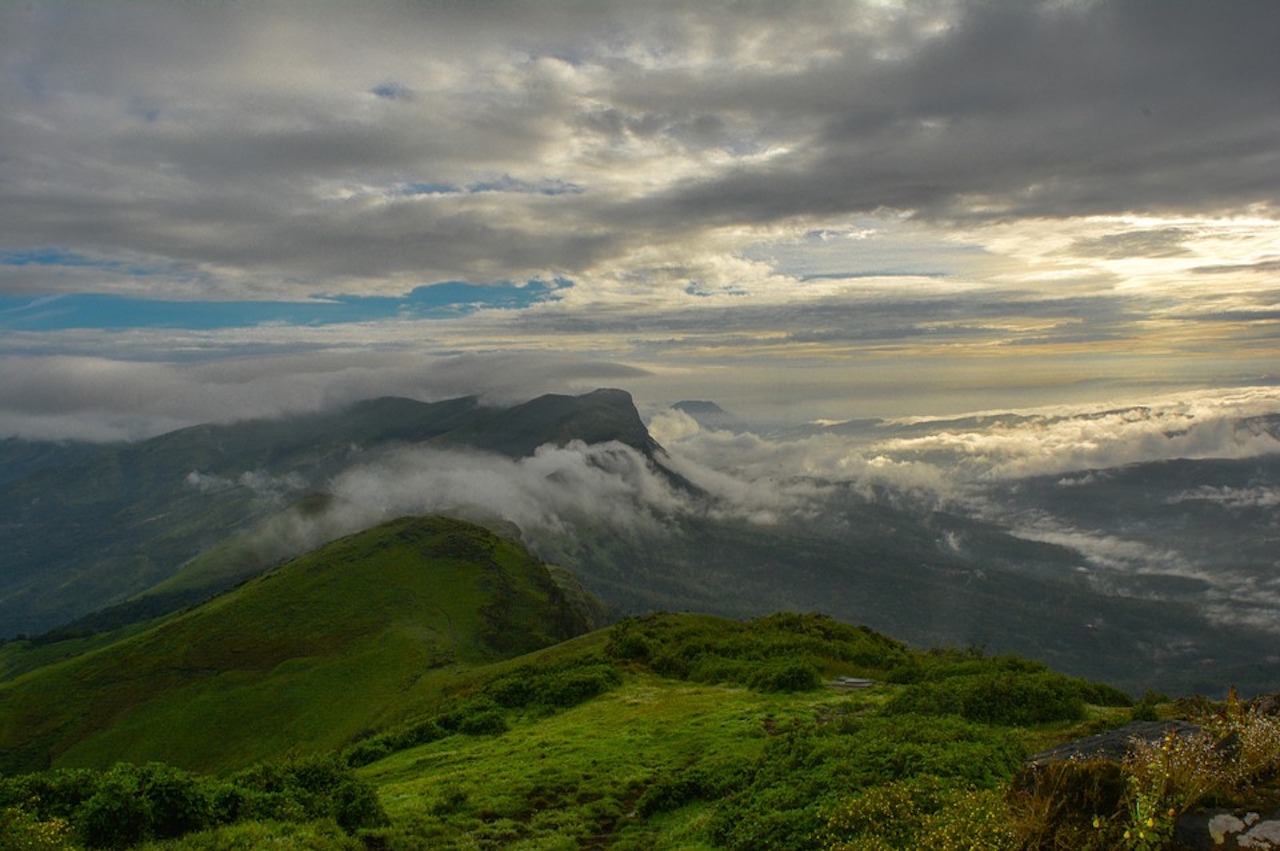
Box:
0, 516, 601, 774
4, 608, 1277, 849
6, 388, 1279, 697
2, 519, 1277, 850
0, 389, 654, 637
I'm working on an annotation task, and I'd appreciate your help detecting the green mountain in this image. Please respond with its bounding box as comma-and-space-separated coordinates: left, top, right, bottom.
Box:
0, 515, 601, 775
6, 386, 1279, 697
0, 389, 652, 637
2, 519, 1277, 850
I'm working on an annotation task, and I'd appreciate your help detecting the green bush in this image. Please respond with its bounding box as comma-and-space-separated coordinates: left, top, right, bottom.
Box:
1130, 689, 1168, 722
1078, 680, 1134, 708
635, 757, 750, 817
708, 714, 1024, 850
227, 755, 386, 833
0, 768, 99, 822
605, 612, 909, 691
0, 802, 76, 851
823, 777, 1016, 850
885, 672, 1087, 726
748, 660, 821, 693
608, 632, 651, 661
132, 763, 212, 840
137, 818, 362, 850
484, 660, 621, 709
77, 769, 154, 849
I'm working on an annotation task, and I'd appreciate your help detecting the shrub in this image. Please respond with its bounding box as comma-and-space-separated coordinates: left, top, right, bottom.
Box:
823, 777, 1016, 851
77, 768, 154, 849
1079, 681, 1135, 708
227, 756, 386, 833
0, 802, 75, 851
1008, 757, 1128, 849
436, 697, 507, 736
885, 672, 1086, 726
1010, 693, 1280, 849
748, 660, 822, 693
605, 629, 652, 662
71, 762, 212, 848
605, 612, 910, 691
140, 818, 362, 850
635, 757, 750, 817
0, 769, 101, 822
485, 661, 621, 709
708, 713, 1023, 850
131, 763, 212, 840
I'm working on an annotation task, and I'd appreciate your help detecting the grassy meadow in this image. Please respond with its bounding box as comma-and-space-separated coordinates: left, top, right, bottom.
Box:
3, 518, 1278, 850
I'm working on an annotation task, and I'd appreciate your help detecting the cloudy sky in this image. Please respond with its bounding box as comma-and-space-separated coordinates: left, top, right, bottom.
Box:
2, 0, 1278, 440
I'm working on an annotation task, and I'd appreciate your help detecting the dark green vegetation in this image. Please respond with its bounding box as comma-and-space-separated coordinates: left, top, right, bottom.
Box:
0, 516, 599, 775
0, 757, 383, 850
3, 516, 1277, 849
527, 495, 1280, 696
4, 389, 1279, 695
0, 389, 652, 637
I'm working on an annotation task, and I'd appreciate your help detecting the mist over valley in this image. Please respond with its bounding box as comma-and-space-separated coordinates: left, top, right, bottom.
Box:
4, 385, 1277, 696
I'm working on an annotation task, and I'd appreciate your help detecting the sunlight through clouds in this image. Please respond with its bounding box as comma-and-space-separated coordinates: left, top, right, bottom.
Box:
0, 0, 1277, 434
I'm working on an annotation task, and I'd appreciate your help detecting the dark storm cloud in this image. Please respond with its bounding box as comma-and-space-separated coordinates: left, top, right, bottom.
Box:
3, 0, 1276, 297
638, 1, 1280, 226
1, 0, 1276, 438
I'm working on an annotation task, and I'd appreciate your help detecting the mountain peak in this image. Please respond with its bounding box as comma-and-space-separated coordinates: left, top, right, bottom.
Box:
0, 515, 603, 773
673, 400, 726, 416
453, 387, 660, 459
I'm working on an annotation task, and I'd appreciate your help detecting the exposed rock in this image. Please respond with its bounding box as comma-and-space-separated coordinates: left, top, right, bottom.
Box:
1174, 809, 1280, 850
1025, 720, 1201, 768
1250, 693, 1280, 717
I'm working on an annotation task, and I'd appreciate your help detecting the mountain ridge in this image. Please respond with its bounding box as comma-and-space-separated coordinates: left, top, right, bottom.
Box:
0, 515, 601, 774
0, 388, 655, 637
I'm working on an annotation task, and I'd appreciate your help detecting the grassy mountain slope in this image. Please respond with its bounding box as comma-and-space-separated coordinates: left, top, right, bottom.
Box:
0, 516, 599, 775
4, 585, 1276, 849
526, 495, 1280, 696
0, 389, 654, 637
8, 610, 1214, 851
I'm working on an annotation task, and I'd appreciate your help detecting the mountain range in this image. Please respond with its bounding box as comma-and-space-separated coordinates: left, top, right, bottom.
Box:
0, 388, 654, 638
2, 387, 1278, 695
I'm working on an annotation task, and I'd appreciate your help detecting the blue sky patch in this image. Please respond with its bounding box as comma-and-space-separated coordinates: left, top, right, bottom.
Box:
0, 280, 571, 332
1, 247, 173, 278
370, 82, 413, 100
395, 176, 584, 197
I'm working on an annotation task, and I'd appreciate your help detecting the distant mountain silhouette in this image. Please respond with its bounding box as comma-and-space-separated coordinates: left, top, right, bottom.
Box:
0, 389, 660, 637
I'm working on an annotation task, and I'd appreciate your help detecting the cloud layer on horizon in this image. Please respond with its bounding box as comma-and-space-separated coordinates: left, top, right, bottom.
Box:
1, 0, 1278, 434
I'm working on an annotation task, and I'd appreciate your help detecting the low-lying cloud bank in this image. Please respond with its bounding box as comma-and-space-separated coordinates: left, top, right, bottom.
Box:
872, 387, 1280, 480
651, 386, 1280, 494
0, 352, 650, 442
328, 441, 690, 540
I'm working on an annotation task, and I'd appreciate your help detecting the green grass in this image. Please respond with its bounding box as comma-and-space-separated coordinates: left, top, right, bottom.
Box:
360, 674, 842, 850
15, 594, 1269, 851
0, 516, 598, 774
27, 510, 1267, 849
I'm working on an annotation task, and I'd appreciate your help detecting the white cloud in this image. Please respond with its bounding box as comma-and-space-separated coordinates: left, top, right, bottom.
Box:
0, 352, 650, 442
872, 387, 1280, 479
185, 468, 308, 501
1167, 486, 1280, 510
323, 440, 692, 544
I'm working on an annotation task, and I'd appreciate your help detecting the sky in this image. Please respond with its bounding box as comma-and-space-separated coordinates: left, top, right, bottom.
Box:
2, 0, 1279, 441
